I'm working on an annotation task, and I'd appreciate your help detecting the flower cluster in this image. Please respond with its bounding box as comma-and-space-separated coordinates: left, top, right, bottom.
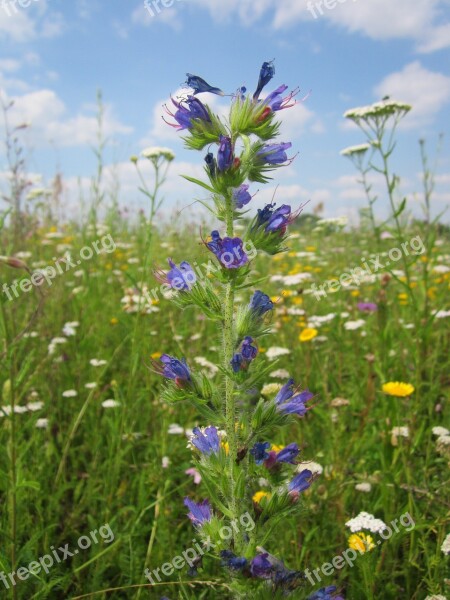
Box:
152, 61, 343, 597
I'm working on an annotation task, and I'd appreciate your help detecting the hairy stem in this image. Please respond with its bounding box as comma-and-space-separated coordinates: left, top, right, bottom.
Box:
223, 193, 239, 548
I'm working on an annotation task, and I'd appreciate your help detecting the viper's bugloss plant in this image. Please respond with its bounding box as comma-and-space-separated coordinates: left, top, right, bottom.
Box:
155, 61, 343, 599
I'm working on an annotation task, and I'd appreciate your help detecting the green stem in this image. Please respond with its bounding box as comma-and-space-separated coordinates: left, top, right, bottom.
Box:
223, 193, 238, 548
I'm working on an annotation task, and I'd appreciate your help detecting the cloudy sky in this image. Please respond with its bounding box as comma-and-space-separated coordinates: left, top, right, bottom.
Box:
1, 0, 449, 223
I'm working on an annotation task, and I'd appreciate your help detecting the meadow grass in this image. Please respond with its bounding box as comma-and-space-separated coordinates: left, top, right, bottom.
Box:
0, 209, 449, 599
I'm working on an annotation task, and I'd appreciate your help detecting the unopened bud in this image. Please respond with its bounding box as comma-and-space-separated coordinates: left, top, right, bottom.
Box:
0, 256, 27, 270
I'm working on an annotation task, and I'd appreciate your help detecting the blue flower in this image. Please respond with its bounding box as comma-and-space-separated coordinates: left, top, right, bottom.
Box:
166, 259, 196, 291
190, 426, 220, 455
253, 60, 275, 101
185, 73, 224, 96
207, 231, 249, 269
265, 205, 292, 233
183, 497, 212, 526
257, 142, 292, 165
252, 203, 297, 239
217, 135, 234, 172
263, 84, 298, 113
158, 355, 191, 384
275, 379, 314, 416
230, 353, 243, 373
249, 290, 273, 318
231, 336, 258, 372
241, 336, 258, 361
205, 152, 216, 178
288, 470, 313, 494
164, 96, 211, 131
250, 441, 271, 465
220, 550, 247, 571
250, 553, 273, 579
308, 586, 345, 600
276, 443, 300, 464
232, 184, 252, 209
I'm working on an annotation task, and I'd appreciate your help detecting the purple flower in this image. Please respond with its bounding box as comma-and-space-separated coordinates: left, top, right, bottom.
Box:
183, 497, 212, 526
257, 142, 292, 165
232, 184, 252, 209
357, 302, 378, 313
250, 441, 271, 465
217, 135, 234, 172
206, 231, 249, 269
220, 550, 247, 571
288, 469, 313, 494
253, 60, 275, 101
275, 379, 314, 416
205, 152, 216, 178
249, 290, 273, 318
308, 586, 345, 600
185, 73, 224, 96
266, 205, 292, 233
253, 203, 296, 236
164, 96, 211, 131
231, 336, 258, 372
190, 426, 220, 455
166, 259, 196, 291
263, 84, 299, 112
250, 553, 273, 579
276, 443, 300, 464
158, 355, 191, 385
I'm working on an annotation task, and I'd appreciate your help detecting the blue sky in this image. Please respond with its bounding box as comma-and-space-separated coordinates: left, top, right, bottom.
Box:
1, 0, 449, 223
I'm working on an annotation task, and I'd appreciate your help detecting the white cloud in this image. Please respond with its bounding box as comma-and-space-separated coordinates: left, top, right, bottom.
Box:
417, 22, 450, 53
131, 3, 183, 31
6, 89, 133, 147
0, 0, 64, 42
374, 62, 450, 128
179, 0, 450, 53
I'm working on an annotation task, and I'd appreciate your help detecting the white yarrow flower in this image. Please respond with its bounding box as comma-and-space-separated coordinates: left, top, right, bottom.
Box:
345, 511, 388, 534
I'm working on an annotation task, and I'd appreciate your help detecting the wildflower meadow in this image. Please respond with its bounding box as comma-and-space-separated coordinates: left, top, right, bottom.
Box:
0, 5, 449, 600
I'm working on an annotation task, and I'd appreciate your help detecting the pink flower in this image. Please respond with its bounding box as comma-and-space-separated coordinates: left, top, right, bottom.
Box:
185, 467, 202, 485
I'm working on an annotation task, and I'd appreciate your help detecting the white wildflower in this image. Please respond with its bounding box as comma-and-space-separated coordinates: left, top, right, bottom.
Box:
102, 399, 120, 408
441, 533, 450, 555
345, 511, 388, 534
344, 319, 366, 331
297, 461, 323, 475
355, 482, 372, 493
265, 347, 290, 360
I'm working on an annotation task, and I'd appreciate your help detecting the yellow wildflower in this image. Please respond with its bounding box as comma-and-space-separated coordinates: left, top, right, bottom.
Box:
382, 382, 415, 397
299, 328, 318, 342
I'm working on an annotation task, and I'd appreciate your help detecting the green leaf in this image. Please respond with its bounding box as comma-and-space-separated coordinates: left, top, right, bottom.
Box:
182, 175, 216, 194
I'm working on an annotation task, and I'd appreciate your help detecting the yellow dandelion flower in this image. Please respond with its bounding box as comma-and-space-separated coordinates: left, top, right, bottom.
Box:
305, 246, 316, 252
252, 490, 270, 504
110, 318, 119, 325
398, 293, 408, 301
351, 290, 360, 297
299, 328, 318, 342
271, 444, 283, 452
292, 297, 303, 305
382, 381, 415, 397
151, 352, 162, 360
348, 532, 375, 553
